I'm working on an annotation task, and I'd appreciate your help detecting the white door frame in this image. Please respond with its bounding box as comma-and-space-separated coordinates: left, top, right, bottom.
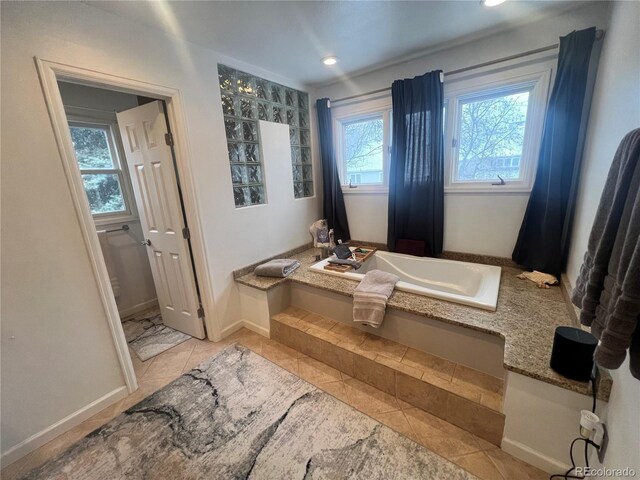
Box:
35, 58, 220, 393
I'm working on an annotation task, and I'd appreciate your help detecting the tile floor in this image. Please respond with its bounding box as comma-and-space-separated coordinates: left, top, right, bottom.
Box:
1, 328, 547, 480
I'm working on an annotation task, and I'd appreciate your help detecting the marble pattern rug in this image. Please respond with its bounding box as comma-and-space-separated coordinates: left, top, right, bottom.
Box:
123, 309, 191, 361
22, 345, 477, 480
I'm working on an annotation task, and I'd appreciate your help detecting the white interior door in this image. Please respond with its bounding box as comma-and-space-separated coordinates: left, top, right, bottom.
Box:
117, 101, 205, 339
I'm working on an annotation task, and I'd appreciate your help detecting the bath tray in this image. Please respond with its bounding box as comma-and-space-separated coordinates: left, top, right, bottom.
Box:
323, 246, 377, 273
352, 246, 377, 262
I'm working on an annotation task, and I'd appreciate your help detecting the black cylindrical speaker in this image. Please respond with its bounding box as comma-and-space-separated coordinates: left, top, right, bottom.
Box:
550, 326, 598, 381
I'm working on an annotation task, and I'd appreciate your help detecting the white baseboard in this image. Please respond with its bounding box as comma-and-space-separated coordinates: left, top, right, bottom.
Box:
240, 319, 270, 338
221, 319, 270, 339
118, 298, 158, 319
502, 437, 570, 474
1, 386, 128, 467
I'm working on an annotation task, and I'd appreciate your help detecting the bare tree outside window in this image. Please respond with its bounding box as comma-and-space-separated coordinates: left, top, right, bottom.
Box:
456, 90, 530, 181
343, 116, 384, 184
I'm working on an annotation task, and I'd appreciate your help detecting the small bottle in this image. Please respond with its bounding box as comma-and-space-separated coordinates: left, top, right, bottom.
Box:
329, 229, 336, 249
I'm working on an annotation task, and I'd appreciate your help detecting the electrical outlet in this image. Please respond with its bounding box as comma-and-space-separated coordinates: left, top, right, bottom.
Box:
597, 423, 608, 463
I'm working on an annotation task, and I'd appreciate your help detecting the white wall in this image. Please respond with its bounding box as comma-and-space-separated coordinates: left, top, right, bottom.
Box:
58, 83, 158, 318
1, 1, 320, 459
312, 2, 611, 256
564, 1, 640, 475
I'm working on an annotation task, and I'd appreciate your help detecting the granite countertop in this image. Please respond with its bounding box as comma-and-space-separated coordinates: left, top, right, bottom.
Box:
235, 247, 611, 401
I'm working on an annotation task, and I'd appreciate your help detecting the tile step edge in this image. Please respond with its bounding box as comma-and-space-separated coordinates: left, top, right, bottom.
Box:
270, 313, 506, 446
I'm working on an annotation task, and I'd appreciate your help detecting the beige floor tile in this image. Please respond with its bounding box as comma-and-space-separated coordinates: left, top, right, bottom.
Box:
343, 378, 400, 415
306, 326, 341, 344
396, 372, 449, 417
142, 350, 192, 380
299, 313, 336, 332
375, 354, 423, 379
129, 347, 152, 378
342, 342, 377, 360
262, 355, 300, 375
317, 380, 351, 404
132, 375, 178, 403
328, 323, 367, 348
260, 340, 300, 374
396, 396, 414, 410
0, 424, 93, 480
192, 338, 233, 356
480, 392, 504, 412
298, 356, 342, 385
453, 364, 504, 395
452, 451, 505, 480
422, 370, 482, 403
261, 339, 299, 363
353, 355, 396, 395
485, 447, 548, 480
369, 410, 420, 443
446, 394, 505, 446
402, 348, 456, 381
270, 319, 305, 350
272, 313, 309, 331
227, 328, 265, 353
282, 306, 310, 319
164, 337, 199, 355
359, 335, 408, 362
403, 407, 486, 460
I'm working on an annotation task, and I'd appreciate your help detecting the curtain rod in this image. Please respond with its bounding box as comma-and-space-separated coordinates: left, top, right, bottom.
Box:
331, 29, 604, 105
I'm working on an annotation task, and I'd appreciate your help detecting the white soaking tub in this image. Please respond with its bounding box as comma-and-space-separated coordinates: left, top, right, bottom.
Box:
309, 250, 501, 311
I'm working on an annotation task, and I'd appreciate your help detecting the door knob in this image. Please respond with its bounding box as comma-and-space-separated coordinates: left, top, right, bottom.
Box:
141, 239, 151, 246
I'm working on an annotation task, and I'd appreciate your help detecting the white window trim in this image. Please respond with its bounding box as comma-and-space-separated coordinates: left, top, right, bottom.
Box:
332, 96, 392, 194
444, 59, 553, 194
66, 107, 138, 225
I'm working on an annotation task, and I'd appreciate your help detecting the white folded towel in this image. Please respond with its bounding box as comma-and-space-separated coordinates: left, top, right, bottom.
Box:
97, 230, 121, 297
353, 269, 399, 328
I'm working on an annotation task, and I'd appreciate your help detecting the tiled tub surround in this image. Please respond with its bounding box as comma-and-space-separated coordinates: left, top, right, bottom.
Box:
235, 246, 611, 401
271, 307, 506, 445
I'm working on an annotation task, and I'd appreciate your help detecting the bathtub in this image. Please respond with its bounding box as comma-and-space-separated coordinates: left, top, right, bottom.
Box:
309, 250, 501, 311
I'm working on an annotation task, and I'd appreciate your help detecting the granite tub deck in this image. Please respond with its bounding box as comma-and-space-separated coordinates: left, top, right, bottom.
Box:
235, 247, 611, 401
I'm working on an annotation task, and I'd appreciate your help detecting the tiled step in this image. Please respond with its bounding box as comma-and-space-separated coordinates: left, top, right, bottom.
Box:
271, 306, 505, 445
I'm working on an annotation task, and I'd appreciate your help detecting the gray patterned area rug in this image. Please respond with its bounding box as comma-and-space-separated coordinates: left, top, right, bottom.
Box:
22, 345, 476, 480
123, 309, 191, 361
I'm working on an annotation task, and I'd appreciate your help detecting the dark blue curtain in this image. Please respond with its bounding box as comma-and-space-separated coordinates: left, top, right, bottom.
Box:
316, 98, 350, 242
512, 27, 597, 276
387, 70, 444, 256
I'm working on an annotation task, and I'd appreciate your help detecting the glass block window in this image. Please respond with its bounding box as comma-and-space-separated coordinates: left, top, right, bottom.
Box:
218, 64, 313, 206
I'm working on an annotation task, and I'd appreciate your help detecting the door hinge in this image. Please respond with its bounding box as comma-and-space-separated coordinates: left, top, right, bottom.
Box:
197, 306, 205, 318
452, 138, 458, 148
182, 227, 190, 239
165, 132, 174, 146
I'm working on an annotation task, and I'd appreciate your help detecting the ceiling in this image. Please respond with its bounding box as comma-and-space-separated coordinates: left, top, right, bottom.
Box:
87, 0, 584, 87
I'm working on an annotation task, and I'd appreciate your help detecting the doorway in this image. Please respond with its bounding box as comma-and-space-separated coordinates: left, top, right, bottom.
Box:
59, 82, 205, 364
36, 58, 219, 392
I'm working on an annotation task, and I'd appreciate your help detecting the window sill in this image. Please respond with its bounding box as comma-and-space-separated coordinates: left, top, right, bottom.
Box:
444, 184, 532, 194
94, 213, 139, 227
341, 185, 389, 194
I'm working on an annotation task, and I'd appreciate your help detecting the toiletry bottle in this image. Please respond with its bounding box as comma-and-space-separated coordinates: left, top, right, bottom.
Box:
329, 229, 336, 249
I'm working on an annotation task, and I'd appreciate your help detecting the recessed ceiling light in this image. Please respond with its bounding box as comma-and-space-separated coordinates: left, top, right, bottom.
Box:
481, 0, 507, 6
322, 56, 338, 66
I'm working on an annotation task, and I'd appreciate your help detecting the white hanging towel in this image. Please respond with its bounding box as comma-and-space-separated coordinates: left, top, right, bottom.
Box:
97, 230, 121, 298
